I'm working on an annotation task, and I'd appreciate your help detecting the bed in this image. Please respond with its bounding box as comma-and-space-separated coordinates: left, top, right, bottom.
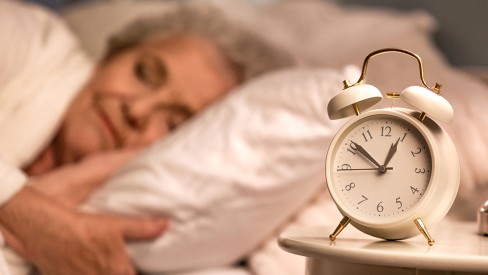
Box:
2, 0, 488, 274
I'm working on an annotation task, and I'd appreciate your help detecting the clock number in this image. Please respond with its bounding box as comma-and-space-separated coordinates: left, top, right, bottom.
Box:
347, 141, 358, 155
381, 126, 392, 137
362, 130, 373, 142
411, 147, 422, 157
396, 197, 403, 209
376, 201, 384, 212
400, 132, 408, 142
358, 195, 368, 204
415, 168, 426, 174
345, 182, 356, 191
339, 164, 352, 171
410, 186, 420, 194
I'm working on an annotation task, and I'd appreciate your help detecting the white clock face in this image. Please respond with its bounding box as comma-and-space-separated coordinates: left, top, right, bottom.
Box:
328, 114, 432, 224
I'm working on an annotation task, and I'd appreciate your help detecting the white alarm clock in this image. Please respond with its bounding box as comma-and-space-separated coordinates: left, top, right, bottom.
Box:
325, 48, 460, 245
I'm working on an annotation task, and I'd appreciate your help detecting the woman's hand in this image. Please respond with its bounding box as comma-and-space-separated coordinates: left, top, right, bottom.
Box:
28, 149, 139, 208
0, 186, 168, 275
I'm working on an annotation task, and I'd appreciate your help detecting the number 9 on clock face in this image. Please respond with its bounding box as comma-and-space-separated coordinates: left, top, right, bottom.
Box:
326, 110, 434, 226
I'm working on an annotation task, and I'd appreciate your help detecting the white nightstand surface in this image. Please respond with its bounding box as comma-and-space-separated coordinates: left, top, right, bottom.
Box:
278, 218, 488, 273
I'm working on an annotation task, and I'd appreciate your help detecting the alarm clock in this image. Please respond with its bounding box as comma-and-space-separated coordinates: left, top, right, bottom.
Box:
325, 48, 460, 245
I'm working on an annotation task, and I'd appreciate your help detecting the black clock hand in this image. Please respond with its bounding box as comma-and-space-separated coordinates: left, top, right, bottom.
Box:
350, 141, 382, 168
337, 167, 393, 171
383, 137, 401, 167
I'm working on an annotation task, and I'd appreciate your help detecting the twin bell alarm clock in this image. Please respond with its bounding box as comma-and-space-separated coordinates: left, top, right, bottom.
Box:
325, 48, 460, 245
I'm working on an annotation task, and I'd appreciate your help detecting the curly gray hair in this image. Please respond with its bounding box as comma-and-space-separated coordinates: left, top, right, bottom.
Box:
105, 3, 296, 81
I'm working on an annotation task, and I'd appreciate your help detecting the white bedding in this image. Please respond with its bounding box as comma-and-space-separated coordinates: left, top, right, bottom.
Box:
1, 1, 488, 275
0, 1, 92, 168
0, 2, 93, 275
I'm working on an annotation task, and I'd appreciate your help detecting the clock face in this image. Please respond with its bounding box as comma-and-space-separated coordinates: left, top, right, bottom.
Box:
328, 114, 433, 224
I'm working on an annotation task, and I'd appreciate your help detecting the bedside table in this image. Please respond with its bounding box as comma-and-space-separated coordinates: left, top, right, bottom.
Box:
278, 219, 488, 275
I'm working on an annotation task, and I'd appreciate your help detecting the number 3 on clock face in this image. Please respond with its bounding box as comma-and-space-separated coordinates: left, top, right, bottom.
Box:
325, 108, 460, 241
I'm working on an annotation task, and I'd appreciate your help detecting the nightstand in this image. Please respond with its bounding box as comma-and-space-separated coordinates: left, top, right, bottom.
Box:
278, 219, 488, 275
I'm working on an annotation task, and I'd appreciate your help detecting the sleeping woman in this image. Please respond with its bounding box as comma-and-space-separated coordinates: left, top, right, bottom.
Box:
0, 1, 293, 274
26, 4, 293, 196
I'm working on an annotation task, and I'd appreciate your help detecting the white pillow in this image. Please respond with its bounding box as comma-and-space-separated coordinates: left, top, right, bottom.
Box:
83, 68, 350, 273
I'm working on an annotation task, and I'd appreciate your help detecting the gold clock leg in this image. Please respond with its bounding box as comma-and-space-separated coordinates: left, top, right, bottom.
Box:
414, 217, 435, 246
329, 216, 351, 241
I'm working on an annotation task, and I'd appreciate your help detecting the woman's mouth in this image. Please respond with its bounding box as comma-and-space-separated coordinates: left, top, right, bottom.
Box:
94, 104, 123, 148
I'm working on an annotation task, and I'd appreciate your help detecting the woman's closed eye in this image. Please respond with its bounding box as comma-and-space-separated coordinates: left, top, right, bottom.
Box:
121, 101, 193, 133
134, 53, 168, 89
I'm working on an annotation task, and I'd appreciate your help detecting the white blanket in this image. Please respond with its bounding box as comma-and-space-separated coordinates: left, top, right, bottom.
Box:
0, 1, 93, 168
0, 2, 92, 275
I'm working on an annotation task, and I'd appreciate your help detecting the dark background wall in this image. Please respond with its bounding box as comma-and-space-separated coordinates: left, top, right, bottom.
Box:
336, 0, 488, 68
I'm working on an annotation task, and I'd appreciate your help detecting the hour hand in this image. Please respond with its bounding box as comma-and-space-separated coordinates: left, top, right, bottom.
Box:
383, 137, 401, 167
350, 141, 381, 168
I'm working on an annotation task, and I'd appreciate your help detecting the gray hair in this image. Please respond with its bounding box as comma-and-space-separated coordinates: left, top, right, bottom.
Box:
105, 3, 296, 80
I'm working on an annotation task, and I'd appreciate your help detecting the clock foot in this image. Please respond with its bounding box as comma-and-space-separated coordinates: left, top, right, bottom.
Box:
414, 217, 435, 246
329, 216, 351, 241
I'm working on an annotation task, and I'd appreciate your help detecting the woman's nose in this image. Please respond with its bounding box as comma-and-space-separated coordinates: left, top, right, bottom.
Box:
122, 94, 163, 130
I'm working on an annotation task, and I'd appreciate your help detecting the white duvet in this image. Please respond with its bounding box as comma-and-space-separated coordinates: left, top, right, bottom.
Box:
0, 1, 92, 168
0, 1, 93, 275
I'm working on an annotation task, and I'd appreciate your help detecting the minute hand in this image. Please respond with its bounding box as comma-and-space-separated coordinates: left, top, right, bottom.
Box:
350, 141, 381, 168
337, 167, 393, 171
383, 137, 401, 167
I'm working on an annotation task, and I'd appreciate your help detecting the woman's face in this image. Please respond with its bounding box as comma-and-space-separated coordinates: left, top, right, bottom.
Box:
55, 35, 239, 164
